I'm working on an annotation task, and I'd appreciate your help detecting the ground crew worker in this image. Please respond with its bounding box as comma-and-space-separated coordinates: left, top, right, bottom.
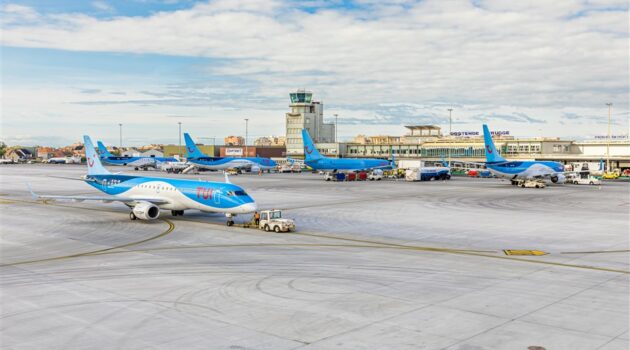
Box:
254, 211, 260, 226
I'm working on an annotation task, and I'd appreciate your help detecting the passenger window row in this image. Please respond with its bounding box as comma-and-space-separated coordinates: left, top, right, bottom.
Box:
138, 184, 176, 191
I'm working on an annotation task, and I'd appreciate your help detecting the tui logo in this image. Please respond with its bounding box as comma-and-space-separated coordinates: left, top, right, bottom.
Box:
87, 157, 95, 167
304, 146, 313, 155
188, 147, 194, 153
486, 145, 493, 154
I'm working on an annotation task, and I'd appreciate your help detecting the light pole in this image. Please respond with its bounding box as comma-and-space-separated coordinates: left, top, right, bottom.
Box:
606, 102, 612, 172
178, 122, 182, 158
447, 108, 453, 167
244, 118, 249, 157
118, 123, 122, 152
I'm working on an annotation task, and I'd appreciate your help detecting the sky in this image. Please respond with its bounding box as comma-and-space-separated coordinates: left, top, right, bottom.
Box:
1, 0, 628, 147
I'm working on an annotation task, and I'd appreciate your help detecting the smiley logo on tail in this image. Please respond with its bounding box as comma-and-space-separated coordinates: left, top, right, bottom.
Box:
486, 145, 493, 154
87, 157, 95, 167
305, 146, 313, 155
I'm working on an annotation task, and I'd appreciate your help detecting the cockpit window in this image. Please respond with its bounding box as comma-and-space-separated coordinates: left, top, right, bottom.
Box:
234, 190, 247, 196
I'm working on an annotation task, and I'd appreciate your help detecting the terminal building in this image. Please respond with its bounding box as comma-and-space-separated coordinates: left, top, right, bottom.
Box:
285, 89, 336, 156
344, 125, 630, 170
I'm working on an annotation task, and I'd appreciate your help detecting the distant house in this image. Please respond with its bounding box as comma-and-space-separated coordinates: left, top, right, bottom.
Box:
224, 136, 244, 146
72, 145, 85, 157
140, 149, 164, 157
6, 148, 33, 162
37, 147, 55, 160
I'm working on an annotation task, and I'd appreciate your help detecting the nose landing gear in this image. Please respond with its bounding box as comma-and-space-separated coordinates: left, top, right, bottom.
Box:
226, 213, 235, 226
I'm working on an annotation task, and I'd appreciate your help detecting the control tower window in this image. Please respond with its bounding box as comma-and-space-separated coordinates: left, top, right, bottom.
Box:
290, 91, 313, 103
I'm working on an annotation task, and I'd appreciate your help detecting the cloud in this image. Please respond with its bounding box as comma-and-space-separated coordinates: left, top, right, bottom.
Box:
561, 111, 621, 125
1, 4, 40, 26
92, 1, 114, 12
80, 88, 102, 94
0, 0, 628, 144
1, 0, 627, 112
470, 112, 546, 124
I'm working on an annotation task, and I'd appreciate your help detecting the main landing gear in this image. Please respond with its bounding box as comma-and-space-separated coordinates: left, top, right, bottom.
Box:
130, 212, 137, 220
171, 210, 184, 216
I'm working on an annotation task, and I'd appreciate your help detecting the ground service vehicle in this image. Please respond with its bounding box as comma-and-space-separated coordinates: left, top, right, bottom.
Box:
513, 179, 546, 188
280, 164, 302, 173
602, 171, 620, 179
259, 210, 295, 232
368, 170, 383, 180
567, 174, 601, 185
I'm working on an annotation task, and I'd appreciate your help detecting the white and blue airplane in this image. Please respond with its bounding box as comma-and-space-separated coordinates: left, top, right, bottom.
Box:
184, 133, 277, 172
481, 124, 566, 184
302, 129, 393, 172
30, 136, 256, 225
97, 141, 177, 170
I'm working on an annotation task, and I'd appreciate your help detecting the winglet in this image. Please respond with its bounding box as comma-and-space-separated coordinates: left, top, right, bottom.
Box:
26, 183, 38, 199
224, 171, 231, 184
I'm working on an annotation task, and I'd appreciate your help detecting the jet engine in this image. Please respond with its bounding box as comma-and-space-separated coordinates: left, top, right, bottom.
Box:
551, 174, 566, 184
132, 201, 160, 220
250, 165, 261, 173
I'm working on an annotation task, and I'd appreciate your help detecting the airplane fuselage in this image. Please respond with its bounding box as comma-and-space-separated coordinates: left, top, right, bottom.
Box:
85, 174, 256, 214
101, 156, 177, 167
305, 157, 391, 172
188, 157, 276, 171
486, 161, 564, 179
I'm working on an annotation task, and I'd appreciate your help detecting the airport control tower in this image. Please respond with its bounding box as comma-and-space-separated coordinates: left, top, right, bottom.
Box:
285, 89, 335, 156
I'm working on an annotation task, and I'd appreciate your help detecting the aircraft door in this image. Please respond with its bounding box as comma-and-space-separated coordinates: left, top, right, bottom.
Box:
213, 190, 221, 205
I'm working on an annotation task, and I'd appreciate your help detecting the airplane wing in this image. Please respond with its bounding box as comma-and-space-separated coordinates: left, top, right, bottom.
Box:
526, 168, 563, 179
444, 158, 487, 167
27, 185, 170, 204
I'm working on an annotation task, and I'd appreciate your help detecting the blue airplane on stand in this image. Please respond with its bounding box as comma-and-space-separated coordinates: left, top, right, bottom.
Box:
184, 133, 276, 172
97, 141, 177, 170
302, 129, 393, 172
30, 136, 256, 225
481, 124, 566, 184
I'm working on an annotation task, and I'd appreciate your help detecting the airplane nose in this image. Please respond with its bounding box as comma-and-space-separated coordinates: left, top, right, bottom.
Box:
239, 202, 257, 213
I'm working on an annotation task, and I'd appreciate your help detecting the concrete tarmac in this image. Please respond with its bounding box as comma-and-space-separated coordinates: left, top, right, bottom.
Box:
1, 164, 628, 349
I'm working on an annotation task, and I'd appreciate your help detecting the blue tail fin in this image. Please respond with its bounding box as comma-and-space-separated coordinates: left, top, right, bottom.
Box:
440, 155, 449, 167
84, 136, 110, 175
183, 133, 206, 159
482, 124, 506, 163
390, 149, 396, 169
301, 129, 324, 161
96, 141, 114, 157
